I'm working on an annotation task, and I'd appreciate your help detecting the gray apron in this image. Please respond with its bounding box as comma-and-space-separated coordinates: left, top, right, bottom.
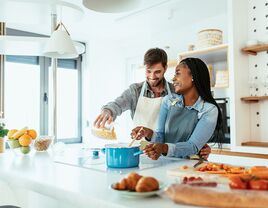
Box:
164, 100, 199, 144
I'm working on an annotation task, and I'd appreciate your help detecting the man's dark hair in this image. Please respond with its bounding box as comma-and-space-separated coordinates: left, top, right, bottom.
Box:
144, 48, 167, 68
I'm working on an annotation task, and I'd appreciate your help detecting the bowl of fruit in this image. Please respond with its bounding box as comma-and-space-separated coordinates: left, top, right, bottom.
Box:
7, 127, 37, 155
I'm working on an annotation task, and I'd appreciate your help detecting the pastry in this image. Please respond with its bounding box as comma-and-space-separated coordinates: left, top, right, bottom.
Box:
126, 172, 142, 191
135, 176, 159, 192
112, 178, 128, 190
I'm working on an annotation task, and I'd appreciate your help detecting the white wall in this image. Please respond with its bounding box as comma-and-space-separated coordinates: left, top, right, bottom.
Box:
82, 38, 132, 146
82, 2, 228, 146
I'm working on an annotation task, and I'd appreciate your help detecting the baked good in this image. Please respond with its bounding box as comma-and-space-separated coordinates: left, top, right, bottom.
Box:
112, 172, 159, 192
112, 178, 128, 190
166, 184, 268, 208
112, 172, 142, 191
126, 172, 142, 191
135, 176, 159, 192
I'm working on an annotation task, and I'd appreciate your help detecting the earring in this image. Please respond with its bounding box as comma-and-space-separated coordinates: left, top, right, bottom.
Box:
192, 78, 194, 82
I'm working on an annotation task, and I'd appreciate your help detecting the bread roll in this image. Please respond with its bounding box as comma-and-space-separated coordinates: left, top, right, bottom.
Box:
135, 176, 159, 192
166, 184, 268, 208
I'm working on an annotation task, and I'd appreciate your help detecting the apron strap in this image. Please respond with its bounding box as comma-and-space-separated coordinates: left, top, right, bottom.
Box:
139, 81, 147, 99
166, 81, 172, 96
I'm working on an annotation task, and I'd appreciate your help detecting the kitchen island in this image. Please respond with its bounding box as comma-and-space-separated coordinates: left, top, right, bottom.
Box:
0, 144, 268, 208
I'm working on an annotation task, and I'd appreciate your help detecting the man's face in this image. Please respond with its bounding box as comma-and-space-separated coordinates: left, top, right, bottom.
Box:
145, 63, 167, 87
172, 64, 193, 94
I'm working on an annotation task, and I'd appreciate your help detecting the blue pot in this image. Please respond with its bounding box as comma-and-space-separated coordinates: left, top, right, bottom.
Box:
104, 143, 140, 168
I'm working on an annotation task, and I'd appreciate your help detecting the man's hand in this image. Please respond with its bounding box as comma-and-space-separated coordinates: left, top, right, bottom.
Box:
131, 126, 153, 140
143, 143, 168, 160
199, 144, 211, 160
94, 109, 113, 128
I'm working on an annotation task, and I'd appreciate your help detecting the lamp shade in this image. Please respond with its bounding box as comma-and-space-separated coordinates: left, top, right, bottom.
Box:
43, 30, 78, 59
0, 36, 85, 56
83, 0, 141, 13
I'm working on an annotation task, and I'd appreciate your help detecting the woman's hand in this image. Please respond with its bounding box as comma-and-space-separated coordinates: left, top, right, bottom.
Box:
131, 126, 153, 140
143, 143, 168, 160
199, 144, 211, 160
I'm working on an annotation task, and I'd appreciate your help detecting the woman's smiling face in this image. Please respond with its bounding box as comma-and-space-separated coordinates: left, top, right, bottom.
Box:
172, 63, 194, 94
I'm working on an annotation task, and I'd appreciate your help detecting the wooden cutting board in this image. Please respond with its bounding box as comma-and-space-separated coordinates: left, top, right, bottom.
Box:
167, 163, 229, 183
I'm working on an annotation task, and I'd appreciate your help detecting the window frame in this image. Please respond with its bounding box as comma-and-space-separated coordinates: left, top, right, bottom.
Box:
3, 28, 83, 143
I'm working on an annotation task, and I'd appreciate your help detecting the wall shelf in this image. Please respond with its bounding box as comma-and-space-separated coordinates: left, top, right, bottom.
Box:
178, 44, 228, 63
211, 148, 268, 159
167, 59, 178, 68
241, 44, 268, 56
241, 141, 268, 148
240, 96, 268, 102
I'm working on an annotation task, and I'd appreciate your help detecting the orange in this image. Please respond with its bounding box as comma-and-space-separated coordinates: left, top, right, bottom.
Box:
7, 129, 18, 139
18, 134, 32, 146
27, 129, 37, 139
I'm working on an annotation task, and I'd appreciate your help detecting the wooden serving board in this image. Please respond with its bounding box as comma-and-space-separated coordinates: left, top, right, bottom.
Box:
166, 184, 268, 208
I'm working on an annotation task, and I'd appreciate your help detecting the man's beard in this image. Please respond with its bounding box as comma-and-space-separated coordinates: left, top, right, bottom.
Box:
148, 78, 164, 87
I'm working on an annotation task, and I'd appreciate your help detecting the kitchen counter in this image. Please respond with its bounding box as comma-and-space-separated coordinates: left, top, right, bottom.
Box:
0, 145, 268, 208
0, 145, 195, 208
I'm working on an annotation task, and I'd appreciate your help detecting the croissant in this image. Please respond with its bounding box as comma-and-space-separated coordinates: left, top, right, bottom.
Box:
112, 178, 128, 190
135, 176, 159, 192
112, 172, 142, 191
126, 172, 142, 191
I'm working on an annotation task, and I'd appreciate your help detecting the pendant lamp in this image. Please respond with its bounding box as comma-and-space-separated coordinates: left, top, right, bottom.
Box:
43, 22, 78, 59
82, 0, 141, 13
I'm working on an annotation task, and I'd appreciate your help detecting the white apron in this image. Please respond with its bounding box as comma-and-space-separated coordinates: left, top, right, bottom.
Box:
133, 81, 172, 130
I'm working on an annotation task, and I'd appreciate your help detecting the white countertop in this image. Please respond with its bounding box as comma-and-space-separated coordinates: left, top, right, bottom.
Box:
0, 146, 197, 208
1, 145, 268, 208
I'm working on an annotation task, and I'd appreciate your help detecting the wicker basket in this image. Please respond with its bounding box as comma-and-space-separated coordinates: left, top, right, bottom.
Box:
196, 29, 223, 49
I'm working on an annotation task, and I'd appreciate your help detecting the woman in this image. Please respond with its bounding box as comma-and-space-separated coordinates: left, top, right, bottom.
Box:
131, 58, 223, 160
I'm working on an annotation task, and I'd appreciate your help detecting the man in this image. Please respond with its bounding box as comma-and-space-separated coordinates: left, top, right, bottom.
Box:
94, 48, 211, 159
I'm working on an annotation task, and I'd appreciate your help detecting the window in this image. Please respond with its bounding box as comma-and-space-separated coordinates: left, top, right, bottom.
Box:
3, 56, 82, 143
48, 59, 82, 142
4, 56, 40, 131
1, 28, 83, 143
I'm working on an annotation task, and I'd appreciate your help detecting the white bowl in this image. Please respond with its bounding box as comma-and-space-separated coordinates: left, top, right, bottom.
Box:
33, 135, 54, 151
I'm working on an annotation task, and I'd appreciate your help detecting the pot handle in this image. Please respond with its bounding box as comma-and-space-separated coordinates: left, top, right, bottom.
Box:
133, 150, 144, 157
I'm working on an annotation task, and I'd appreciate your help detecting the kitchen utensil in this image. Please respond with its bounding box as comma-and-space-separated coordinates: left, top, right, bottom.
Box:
193, 158, 208, 168
105, 143, 141, 168
129, 127, 143, 147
